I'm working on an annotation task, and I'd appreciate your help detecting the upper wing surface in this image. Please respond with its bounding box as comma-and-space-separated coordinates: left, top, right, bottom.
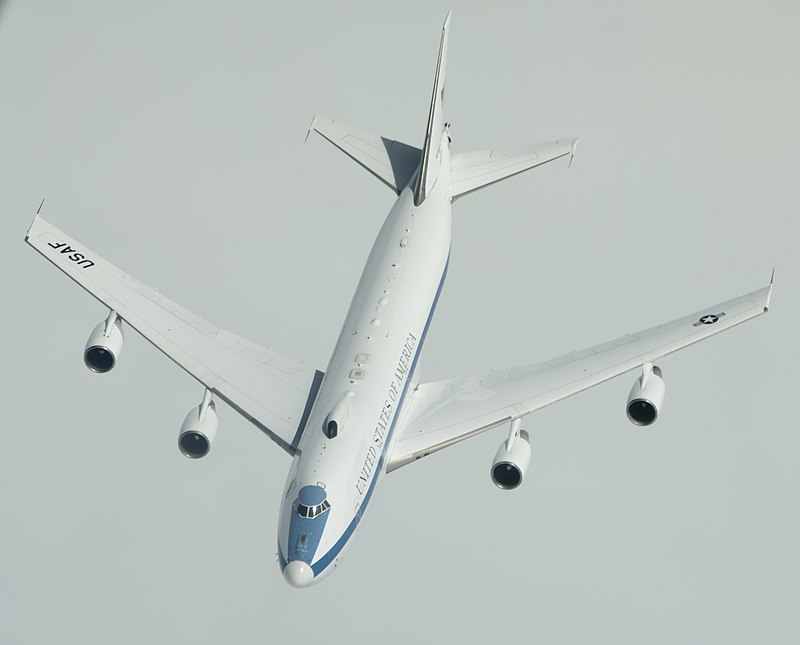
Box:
449, 139, 578, 201
387, 284, 771, 471
26, 215, 322, 454
308, 114, 421, 194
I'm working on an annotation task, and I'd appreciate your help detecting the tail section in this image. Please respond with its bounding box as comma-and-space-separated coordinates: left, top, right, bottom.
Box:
307, 115, 421, 194
414, 11, 451, 206
309, 12, 576, 204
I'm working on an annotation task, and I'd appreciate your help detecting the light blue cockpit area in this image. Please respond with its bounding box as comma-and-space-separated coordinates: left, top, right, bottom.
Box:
285, 485, 331, 565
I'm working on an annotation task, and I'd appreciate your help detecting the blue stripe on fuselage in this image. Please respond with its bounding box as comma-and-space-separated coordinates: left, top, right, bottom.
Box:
308, 251, 450, 577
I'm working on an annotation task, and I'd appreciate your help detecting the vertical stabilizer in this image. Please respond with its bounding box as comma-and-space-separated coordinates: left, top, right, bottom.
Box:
414, 11, 451, 206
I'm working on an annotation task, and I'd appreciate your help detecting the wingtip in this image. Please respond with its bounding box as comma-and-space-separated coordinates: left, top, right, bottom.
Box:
569, 138, 579, 168
304, 114, 319, 143
444, 9, 452, 29
766, 267, 775, 311
25, 213, 40, 242
26, 200, 46, 241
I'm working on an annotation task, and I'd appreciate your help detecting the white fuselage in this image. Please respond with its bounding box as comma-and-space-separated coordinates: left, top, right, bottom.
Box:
277, 135, 452, 586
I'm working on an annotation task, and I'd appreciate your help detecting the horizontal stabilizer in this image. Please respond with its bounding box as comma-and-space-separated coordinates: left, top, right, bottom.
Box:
308, 114, 421, 194
450, 138, 577, 201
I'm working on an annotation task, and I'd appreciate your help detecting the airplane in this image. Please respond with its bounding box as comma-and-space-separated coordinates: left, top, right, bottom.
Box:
25, 12, 771, 588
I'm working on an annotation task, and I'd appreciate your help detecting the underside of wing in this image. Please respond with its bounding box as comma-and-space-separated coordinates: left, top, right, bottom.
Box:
308, 114, 421, 194
449, 139, 578, 201
26, 215, 323, 454
387, 283, 772, 471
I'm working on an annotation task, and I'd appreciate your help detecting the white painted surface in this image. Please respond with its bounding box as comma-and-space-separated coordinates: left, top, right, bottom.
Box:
2, 2, 795, 642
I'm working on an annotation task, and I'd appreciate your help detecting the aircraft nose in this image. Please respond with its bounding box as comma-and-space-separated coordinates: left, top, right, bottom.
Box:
283, 560, 314, 588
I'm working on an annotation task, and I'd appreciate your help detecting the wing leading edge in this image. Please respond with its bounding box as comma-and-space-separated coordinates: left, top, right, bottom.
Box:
26, 215, 322, 454
387, 282, 772, 471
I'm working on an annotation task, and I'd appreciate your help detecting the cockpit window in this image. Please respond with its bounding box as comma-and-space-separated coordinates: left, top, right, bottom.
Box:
295, 499, 331, 519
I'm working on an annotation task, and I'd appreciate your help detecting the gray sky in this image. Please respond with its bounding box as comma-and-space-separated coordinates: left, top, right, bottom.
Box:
1, 1, 798, 643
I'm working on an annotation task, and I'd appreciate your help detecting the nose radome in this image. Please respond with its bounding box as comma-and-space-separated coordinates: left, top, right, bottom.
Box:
283, 560, 314, 588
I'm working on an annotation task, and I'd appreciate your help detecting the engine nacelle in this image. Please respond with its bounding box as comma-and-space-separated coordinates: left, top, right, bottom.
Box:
626, 365, 665, 426
178, 401, 218, 458
84, 318, 124, 373
490, 430, 531, 490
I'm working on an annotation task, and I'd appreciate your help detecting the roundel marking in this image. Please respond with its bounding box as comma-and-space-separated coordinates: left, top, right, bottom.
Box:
699, 314, 719, 325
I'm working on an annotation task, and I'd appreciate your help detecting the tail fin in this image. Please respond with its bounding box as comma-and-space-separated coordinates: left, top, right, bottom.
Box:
414, 11, 451, 206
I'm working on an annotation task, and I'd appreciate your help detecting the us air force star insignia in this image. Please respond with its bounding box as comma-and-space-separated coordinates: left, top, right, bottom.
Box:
693, 312, 726, 327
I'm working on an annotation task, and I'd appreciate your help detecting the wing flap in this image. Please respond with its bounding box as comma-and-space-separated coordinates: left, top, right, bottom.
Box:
26, 215, 322, 454
387, 284, 771, 471
449, 139, 578, 201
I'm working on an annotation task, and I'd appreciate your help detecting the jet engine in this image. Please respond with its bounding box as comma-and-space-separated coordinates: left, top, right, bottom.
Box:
626, 364, 665, 426
84, 313, 124, 373
490, 429, 531, 490
178, 391, 218, 459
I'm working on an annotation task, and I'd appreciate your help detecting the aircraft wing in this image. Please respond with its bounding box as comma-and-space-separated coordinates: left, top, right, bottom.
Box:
25, 215, 323, 455
387, 282, 772, 471
449, 139, 578, 201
